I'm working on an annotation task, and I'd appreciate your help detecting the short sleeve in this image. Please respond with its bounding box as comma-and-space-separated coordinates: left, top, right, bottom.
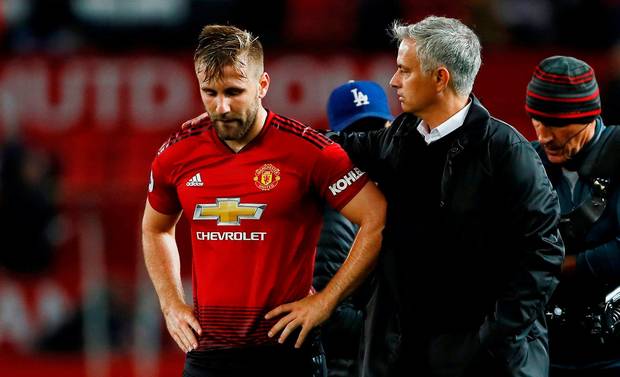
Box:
147, 156, 182, 214
313, 143, 369, 211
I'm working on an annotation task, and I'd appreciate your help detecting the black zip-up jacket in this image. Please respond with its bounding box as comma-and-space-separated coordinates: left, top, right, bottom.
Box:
340, 97, 564, 377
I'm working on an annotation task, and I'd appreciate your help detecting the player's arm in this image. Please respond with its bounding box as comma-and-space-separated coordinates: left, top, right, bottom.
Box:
142, 201, 201, 353
266, 181, 386, 348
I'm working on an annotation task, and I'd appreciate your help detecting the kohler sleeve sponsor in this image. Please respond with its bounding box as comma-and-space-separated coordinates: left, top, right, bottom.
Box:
328, 167, 365, 196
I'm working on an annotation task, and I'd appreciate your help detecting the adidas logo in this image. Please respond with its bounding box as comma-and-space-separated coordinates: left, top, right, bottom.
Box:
186, 173, 204, 187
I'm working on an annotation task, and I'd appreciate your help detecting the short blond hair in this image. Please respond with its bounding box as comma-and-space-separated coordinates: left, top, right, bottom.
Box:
194, 24, 264, 82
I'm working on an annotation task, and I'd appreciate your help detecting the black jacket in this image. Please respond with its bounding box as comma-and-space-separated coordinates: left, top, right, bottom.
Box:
341, 97, 564, 377
534, 120, 620, 287
533, 120, 620, 367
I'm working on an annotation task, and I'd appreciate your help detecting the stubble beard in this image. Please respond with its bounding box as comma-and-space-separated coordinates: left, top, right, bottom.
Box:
212, 104, 259, 141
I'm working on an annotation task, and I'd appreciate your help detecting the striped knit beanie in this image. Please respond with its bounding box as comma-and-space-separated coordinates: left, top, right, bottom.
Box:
525, 56, 601, 127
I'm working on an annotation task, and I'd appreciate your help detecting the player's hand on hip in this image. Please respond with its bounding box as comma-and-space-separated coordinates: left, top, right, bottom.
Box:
265, 293, 334, 348
162, 301, 202, 353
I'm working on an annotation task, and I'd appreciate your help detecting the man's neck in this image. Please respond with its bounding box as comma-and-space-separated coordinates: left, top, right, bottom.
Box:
225, 106, 268, 153
421, 94, 469, 130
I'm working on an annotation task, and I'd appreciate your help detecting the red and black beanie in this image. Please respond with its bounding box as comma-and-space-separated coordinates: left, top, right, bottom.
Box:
525, 56, 601, 127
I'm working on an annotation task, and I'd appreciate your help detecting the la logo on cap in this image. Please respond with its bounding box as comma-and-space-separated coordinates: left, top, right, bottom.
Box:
351, 88, 370, 107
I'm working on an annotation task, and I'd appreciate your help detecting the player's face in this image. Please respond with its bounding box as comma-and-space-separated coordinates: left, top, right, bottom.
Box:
532, 118, 595, 164
196, 59, 269, 141
389, 39, 437, 115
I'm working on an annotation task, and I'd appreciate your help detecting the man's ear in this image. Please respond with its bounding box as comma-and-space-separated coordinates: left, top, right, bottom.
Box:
258, 72, 270, 99
435, 67, 450, 92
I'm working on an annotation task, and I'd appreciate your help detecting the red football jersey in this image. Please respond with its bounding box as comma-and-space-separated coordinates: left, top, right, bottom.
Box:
147, 110, 368, 350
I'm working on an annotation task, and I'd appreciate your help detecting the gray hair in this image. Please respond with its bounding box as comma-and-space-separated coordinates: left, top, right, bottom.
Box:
391, 16, 481, 97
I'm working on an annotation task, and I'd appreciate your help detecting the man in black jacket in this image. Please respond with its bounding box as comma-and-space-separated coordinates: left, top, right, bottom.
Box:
526, 56, 620, 376
337, 16, 564, 376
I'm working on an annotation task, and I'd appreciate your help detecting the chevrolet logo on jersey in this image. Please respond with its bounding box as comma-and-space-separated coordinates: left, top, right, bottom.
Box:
193, 198, 266, 226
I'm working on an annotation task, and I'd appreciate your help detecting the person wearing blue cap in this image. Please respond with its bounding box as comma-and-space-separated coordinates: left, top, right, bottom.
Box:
327, 80, 394, 133
314, 80, 394, 377
333, 16, 563, 377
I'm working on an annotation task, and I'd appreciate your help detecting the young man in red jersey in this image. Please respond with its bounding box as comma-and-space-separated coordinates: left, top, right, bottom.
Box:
141, 25, 386, 377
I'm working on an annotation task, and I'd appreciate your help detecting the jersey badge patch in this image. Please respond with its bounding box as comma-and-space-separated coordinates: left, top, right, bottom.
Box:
253, 163, 281, 191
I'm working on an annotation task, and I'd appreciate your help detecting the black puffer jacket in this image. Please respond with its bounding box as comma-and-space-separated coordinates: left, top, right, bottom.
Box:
341, 97, 564, 377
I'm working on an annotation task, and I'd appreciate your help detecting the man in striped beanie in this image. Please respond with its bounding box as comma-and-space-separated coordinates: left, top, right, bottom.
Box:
526, 56, 601, 164
527, 56, 620, 376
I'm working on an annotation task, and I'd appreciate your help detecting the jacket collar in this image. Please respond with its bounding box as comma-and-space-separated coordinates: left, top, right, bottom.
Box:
451, 95, 490, 152
393, 95, 490, 152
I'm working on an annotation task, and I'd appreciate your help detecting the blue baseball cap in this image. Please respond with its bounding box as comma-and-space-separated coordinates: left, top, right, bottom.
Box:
327, 80, 393, 132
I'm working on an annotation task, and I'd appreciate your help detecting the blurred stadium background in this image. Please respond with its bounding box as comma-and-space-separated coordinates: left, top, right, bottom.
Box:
0, 0, 619, 376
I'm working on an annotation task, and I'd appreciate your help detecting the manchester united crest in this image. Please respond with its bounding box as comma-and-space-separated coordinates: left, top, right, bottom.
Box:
254, 163, 281, 191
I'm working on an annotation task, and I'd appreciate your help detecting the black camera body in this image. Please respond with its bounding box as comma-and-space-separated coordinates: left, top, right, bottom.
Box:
546, 285, 620, 344
603, 285, 620, 340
